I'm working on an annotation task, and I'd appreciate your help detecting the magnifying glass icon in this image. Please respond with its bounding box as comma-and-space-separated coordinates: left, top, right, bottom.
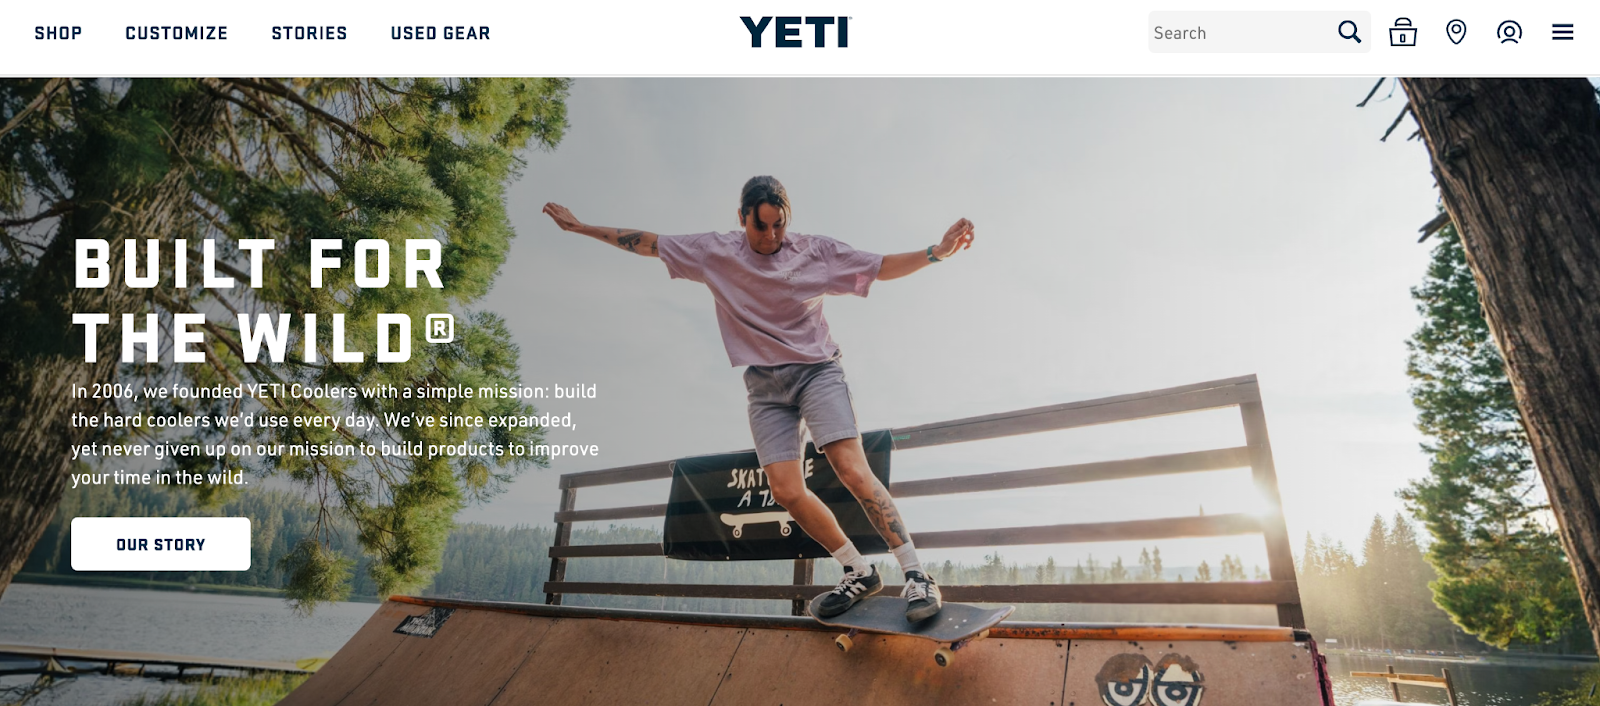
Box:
1339, 20, 1362, 42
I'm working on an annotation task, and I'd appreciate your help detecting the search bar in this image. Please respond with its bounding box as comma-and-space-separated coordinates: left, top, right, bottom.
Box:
1149, 12, 1373, 53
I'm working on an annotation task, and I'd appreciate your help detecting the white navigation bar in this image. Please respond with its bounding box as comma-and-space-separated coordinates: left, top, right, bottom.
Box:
2, 0, 1596, 76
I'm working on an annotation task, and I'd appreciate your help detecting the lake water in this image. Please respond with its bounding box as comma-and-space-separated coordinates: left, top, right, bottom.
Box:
0, 583, 1589, 705
0, 583, 377, 705
1326, 652, 1589, 705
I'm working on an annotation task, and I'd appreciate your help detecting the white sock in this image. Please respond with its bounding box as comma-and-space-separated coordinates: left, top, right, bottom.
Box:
830, 543, 869, 576
893, 541, 923, 577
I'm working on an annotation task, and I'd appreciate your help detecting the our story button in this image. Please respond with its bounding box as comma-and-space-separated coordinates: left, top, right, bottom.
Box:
72, 517, 251, 571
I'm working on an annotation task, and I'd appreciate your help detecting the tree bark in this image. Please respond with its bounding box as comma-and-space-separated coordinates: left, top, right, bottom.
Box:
1402, 78, 1600, 652
0, 86, 224, 598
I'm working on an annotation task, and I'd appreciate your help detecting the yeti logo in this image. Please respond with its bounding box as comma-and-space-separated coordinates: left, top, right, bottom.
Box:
741, 16, 849, 47
1096, 653, 1205, 706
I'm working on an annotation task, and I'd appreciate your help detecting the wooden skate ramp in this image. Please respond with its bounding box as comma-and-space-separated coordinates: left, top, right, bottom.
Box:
281, 596, 1332, 706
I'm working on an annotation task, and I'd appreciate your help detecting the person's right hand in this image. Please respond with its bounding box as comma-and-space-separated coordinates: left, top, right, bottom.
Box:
543, 203, 583, 232
932, 218, 975, 260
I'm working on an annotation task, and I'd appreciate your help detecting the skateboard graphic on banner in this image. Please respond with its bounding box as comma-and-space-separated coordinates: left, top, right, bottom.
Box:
719, 510, 795, 538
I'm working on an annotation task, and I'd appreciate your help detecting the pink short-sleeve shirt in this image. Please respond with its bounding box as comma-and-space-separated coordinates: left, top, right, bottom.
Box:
658, 231, 883, 367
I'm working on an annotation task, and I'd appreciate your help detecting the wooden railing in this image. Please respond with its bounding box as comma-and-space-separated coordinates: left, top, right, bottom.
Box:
544, 374, 1305, 628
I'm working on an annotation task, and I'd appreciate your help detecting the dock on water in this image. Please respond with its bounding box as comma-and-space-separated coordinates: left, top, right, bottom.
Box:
0, 643, 316, 680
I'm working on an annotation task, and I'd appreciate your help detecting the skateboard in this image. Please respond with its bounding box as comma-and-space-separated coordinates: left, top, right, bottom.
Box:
808, 593, 1015, 667
719, 510, 794, 538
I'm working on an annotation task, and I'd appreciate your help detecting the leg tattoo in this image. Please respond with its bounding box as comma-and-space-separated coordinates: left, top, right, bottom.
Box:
821, 438, 910, 545
861, 484, 911, 545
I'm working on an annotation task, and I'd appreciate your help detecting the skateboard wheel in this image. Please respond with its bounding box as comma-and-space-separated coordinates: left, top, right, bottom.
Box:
835, 634, 853, 653
934, 647, 954, 667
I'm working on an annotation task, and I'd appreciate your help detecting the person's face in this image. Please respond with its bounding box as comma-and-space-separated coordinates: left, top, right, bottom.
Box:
738, 203, 787, 255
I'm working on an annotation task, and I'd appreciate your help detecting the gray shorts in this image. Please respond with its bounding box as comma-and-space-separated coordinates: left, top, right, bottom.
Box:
744, 358, 860, 467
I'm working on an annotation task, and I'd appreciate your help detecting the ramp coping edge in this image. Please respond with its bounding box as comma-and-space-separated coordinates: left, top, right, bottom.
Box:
388, 595, 1307, 643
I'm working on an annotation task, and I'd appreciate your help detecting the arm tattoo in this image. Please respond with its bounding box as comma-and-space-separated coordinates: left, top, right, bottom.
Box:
616, 230, 643, 252
862, 486, 911, 545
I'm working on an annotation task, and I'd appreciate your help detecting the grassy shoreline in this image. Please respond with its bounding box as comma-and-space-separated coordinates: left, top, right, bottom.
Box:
118, 673, 310, 706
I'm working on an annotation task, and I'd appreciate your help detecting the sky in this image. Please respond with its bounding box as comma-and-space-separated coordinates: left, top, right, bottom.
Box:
459, 78, 1442, 573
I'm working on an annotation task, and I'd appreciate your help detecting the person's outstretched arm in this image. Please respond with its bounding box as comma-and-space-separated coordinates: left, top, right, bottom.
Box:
543, 203, 660, 257
877, 218, 976, 281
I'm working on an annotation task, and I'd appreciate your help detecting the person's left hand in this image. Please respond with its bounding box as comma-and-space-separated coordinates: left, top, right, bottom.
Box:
932, 218, 975, 259
543, 203, 584, 232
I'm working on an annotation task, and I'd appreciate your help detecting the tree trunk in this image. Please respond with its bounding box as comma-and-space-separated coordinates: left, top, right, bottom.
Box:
0, 86, 224, 598
0, 232, 137, 597
1402, 78, 1600, 653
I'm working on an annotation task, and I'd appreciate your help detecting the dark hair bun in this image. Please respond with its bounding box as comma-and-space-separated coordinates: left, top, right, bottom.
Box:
740, 176, 791, 225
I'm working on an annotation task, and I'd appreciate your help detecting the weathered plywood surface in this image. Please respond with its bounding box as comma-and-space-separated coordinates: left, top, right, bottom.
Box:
1062, 640, 1323, 706
278, 601, 431, 706
711, 629, 1068, 705
488, 618, 744, 705
284, 600, 1331, 706
335, 608, 557, 706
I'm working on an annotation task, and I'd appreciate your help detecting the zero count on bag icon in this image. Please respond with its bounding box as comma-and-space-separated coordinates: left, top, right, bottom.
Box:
1390, 18, 1417, 46
1447, 19, 1466, 44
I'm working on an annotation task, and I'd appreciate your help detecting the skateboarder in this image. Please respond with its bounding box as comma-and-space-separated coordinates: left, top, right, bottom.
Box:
543, 176, 974, 621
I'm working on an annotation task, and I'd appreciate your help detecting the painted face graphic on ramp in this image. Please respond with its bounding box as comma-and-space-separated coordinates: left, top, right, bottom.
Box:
1150, 654, 1204, 706
1096, 653, 1204, 706
1096, 654, 1153, 706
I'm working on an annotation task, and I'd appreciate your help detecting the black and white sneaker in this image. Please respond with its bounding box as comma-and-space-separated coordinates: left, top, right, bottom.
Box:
903, 571, 943, 622
813, 565, 883, 618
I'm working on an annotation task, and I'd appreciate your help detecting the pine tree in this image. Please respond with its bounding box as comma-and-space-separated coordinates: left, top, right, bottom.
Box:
1195, 560, 1212, 582
1401, 219, 1588, 648
1361, 515, 1392, 648
1042, 556, 1058, 584
0, 78, 571, 607
1300, 533, 1322, 578
981, 552, 1006, 584
1388, 513, 1445, 648
1109, 557, 1128, 583
1151, 547, 1164, 582
1219, 554, 1246, 581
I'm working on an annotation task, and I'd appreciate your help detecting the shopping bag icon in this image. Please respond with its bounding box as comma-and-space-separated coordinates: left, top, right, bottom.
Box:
1390, 18, 1417, 46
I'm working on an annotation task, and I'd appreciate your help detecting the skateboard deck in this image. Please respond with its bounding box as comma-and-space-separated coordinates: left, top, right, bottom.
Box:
808, 594, 1014, 667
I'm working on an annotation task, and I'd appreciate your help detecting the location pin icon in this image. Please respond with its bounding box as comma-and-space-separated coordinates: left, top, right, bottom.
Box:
1447, 19, 1467, 44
